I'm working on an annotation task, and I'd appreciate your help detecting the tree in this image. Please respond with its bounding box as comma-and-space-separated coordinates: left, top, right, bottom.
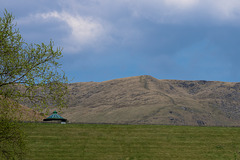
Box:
0, 9, 68, 159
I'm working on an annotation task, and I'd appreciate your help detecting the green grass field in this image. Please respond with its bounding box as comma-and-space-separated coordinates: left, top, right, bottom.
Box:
23, 123, 240, 160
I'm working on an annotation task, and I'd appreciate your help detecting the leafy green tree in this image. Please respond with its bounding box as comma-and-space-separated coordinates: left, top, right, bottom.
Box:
0, 9, 68, 159
0, 117, 26, 159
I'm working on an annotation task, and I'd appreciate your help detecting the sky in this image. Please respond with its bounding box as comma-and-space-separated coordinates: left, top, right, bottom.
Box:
1, 0, 240, 82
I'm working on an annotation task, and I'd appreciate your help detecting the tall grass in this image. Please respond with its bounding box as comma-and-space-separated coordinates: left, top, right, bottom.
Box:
23, 123, 240, 160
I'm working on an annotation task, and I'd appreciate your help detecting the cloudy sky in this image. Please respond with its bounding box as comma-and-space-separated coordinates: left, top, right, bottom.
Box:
1, 0, 240, 82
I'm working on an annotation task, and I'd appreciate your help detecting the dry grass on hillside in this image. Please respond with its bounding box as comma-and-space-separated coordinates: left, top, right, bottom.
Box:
58, 75, 240, 126
0, 97, 44, 121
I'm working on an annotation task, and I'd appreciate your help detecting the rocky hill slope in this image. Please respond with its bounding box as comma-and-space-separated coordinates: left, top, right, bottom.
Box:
59, 75, 240, 126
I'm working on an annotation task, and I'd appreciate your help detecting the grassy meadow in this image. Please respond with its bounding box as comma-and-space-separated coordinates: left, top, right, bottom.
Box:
23, 123, 240, 160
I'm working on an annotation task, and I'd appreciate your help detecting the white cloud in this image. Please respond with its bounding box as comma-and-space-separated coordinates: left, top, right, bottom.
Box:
164, 0, 199, 9
208, 0, 240, 21
124, 0, 240, 24
39, 11, 107, 52
13, 0, 240, 54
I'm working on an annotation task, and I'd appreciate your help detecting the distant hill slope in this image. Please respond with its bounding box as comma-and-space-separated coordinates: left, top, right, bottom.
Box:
60, 75, 240, 126
0, 98, 44, 121
16, 104, 44, 121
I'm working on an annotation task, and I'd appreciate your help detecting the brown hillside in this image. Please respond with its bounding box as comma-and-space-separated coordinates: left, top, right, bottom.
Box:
15, 104, 44, 121
0, 97, 44, 121
60, 75, 240, 126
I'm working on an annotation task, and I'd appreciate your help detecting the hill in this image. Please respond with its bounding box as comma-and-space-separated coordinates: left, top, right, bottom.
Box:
59, 75, 240, 126
0, 98, 44, 121
16, 104, 44, 121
